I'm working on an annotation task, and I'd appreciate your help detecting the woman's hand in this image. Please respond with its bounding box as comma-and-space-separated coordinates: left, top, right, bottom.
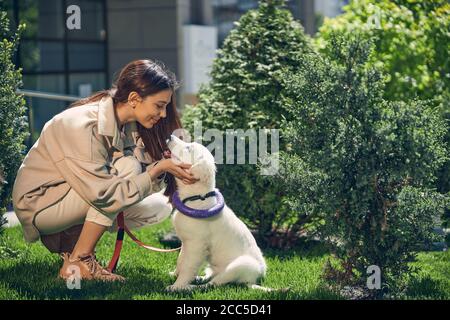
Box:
147, 159, 199, 185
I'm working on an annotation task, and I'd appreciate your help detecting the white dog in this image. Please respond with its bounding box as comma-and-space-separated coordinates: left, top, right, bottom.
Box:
166, 135, 268, 292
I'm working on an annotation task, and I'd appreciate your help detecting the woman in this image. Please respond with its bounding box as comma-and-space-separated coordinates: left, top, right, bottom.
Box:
12, 59, 197, 281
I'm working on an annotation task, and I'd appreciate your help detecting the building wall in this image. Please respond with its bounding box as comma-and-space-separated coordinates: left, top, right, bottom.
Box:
103, 0, 335, 106
315, 0, 346, 19
106, 0, 180, 83
106, 0, 205, 108
6, 0, 347, 138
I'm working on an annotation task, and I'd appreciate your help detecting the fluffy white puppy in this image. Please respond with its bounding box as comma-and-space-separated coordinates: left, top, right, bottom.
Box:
166, 135, 268, 291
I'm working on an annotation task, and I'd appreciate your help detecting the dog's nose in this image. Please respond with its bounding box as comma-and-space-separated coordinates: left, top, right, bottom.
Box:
166, 135, 175, 144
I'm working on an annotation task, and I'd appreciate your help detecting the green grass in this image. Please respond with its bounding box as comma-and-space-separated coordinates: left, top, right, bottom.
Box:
0, 221, 448, 300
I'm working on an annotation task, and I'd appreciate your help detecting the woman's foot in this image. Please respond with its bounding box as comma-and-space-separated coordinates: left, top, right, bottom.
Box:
59, 253, 125, 282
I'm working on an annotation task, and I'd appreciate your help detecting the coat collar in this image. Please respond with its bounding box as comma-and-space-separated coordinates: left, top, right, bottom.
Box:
97, 96, 138, 151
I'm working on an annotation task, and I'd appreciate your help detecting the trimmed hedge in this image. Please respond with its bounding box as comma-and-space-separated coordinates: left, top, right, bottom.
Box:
0, 11, 28, 236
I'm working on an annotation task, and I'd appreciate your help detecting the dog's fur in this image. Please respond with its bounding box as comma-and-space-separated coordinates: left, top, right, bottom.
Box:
166, 135, 267, 292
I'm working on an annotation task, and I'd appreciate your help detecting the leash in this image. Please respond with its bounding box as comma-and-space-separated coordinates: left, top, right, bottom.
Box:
107, 210, 180, 273
107, 188, 222, 273
108, 150, 181, 273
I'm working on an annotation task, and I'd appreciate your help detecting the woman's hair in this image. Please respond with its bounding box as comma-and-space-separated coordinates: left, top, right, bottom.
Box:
70, 59, 182, 202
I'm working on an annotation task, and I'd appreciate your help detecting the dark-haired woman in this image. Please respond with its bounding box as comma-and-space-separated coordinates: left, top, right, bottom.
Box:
12, 60, 197, 281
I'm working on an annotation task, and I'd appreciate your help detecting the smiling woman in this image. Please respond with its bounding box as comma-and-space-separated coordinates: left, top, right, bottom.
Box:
117, 89, 172, 130
11, 59, 198, 282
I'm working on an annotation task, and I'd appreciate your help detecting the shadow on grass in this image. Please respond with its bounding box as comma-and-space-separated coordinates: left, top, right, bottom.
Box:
1, 257, 341, 300
0, 259, 170, 300
134, 282, 340, 300
404, 275, 449, 299
262, 239, 330, 260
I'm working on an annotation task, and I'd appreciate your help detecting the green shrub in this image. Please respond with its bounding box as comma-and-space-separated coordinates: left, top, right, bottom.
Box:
316, 0, 450, 225
317, 0, 449, 103
181, 0, 313, 245
0, 11, 28, 236
274, 33, 448, 296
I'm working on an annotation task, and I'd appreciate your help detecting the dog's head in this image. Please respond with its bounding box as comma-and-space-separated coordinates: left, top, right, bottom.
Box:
167, 135, 216, 186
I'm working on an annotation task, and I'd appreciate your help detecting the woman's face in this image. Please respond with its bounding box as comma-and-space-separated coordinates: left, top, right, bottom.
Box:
134, 89, 172, 129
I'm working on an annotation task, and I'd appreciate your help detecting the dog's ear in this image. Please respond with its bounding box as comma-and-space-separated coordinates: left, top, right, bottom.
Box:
189, 157, 216, 182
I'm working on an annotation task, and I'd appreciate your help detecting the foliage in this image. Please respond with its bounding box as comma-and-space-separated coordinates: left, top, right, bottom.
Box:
275, 32, 448, 296
0, 11, 28, 239
182, 0, 314, 245
317, 0, 449, 104
316, 0, 450, 221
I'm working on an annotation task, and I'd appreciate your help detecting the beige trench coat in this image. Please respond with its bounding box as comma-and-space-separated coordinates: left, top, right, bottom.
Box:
12, 96, 165, 243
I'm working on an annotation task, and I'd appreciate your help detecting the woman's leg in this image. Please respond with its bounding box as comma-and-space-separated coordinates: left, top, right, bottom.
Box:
70, 221, 107, 259
118, 192, 172, 231
70, 155, 143, 259
36, 188, 109, 257
69, 192, 174, 259
36, 155, 145, 281
35, 188, 91, 254
35, 155, 140, 255
37, 155, 170, 257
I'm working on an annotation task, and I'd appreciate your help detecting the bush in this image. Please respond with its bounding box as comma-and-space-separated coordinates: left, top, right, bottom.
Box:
316, 0, 450, 226
317, 0, 449, 104
274, 33, 448, 296
0, 11, 28, 237
181, 0, 313, 246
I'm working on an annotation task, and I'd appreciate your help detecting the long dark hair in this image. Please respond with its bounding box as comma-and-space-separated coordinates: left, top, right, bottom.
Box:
71, 59, 181, 202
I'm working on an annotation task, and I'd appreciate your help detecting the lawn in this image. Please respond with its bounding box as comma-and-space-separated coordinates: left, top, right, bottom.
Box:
0, 220, 448, 300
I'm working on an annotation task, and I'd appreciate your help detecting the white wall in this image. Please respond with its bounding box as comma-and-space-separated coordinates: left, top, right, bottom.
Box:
182, 25, 218, 94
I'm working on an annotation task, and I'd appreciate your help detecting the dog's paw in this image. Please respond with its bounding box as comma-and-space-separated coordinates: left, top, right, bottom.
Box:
165, 284, 195, 292
165, 285, 178, 292
194, 275, 210, 284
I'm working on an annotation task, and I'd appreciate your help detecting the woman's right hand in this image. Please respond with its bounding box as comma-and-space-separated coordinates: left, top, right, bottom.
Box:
148, 159, 199, 185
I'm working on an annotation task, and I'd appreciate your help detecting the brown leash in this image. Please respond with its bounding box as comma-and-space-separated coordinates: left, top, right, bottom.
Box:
107, 211, 180, 273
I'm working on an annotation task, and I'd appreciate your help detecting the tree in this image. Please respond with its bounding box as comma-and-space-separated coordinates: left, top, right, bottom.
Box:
316, 0, 450, 224
181, 0, 314, 245
274, 33, 448, 296
317, 0, 449, 103
0, 11, 28, 238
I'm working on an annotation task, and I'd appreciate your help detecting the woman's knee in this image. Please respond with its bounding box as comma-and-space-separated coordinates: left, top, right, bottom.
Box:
151, 193, 173, 217
123, 193, 172, 229
114, 156, 142, 178
139, 193, 172, 222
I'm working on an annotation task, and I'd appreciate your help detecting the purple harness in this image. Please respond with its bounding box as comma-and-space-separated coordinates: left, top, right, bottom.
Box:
172, 188, 225, 218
